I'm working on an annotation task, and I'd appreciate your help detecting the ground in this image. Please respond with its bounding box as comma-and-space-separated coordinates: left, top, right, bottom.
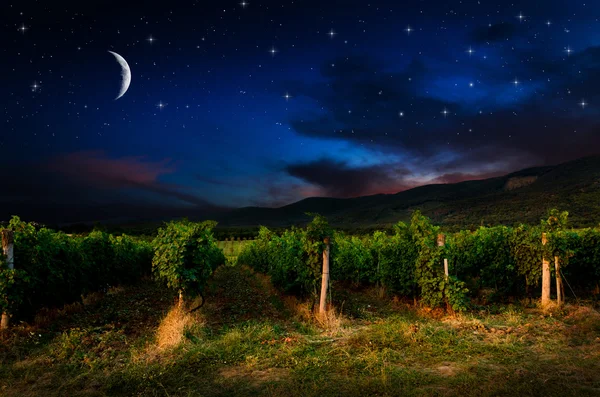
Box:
1, 264, 599, 396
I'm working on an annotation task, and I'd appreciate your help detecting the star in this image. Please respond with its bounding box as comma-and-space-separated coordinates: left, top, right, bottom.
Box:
466, 47, 475, 56
516, 12, 526, 22
269, 46, 278, 56
513, 78, 520, 86
441, 108, 450, 118
546, 20, 552, 27
156, 101, 166, 110
18, 24, 28, 34
283, 92, 292, 101
30, 81, 40, 92
405, 25, 413, 35
147, 35, 155, 44
565, 46, 573, 56
469, 82, 474, 87
328, 29, 336, 38
580, 99, 587, 109
399, 111, 404, 117
239, 1, 249, 8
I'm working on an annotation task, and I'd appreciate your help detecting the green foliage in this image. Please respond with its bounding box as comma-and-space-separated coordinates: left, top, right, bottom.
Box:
566, 228, 600, 290
447, 226, 517, 298
3, 206, 600, 323
0, 257, 29, 314
372, 224, 417, 295
329, 222, 418, 295
151, 220, 224, 297
0, 216, 152, 320
444, 276, 470, 312
509, 224, 543, 289
236, 226, 273, 274
238, 215, 332, 299
332, 232, 374, 285
268, 228, 307, 295
541, 209, 574, 267
410, 211, 446, 307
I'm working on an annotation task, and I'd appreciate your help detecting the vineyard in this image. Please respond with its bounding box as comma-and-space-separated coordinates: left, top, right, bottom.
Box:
0, 211, 599, 396
237, 210, 600, 311
216, 239, 254, 263
1, 210, 600, 325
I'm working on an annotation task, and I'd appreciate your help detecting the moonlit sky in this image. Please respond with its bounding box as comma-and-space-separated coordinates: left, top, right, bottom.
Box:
2, 0, 600, 222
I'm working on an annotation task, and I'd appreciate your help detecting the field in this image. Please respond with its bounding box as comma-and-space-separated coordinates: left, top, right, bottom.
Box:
1, 263, 599, 396
216, 239, 254, 262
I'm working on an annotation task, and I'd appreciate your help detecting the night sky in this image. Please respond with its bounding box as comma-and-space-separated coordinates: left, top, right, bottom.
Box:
3, 0, 600, 222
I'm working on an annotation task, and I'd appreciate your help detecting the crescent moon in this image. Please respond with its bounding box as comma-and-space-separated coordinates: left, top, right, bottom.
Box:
108, 51, 131, 100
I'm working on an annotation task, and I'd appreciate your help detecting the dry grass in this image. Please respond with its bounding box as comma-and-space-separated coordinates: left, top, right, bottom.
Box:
564, 305, 600, 322
282, 295, 313, 322
106, 285, 125, 295
280, 292, 348, 334
155, 305, 197, 351
132, 303, 202, 364
81, 291, 104, 306
33, 301, 84, 327
315, 305, 347, 333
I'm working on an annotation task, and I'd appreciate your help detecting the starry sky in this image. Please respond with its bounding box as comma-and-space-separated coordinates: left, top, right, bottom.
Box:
3, 0, 600, 223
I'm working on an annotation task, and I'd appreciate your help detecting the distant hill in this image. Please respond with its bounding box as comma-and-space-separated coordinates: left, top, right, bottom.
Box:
214, 155, 600, 230
10, 155, 600, 234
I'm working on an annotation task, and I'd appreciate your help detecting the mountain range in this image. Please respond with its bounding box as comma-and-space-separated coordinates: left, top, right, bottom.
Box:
4, 155, 600, 232
213, 155, 600, 230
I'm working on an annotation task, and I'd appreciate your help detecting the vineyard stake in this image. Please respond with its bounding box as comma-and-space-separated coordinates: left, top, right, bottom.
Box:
319, 237, 330, 316
555, 256, 563, 306
437, 234, 448, 279
178, 289, 184, 309
1, 230, 14, 330
541, 233, 551, 308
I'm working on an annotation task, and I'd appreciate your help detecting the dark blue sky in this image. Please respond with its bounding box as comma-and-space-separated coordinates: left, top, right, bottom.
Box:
3, 0, 600, 222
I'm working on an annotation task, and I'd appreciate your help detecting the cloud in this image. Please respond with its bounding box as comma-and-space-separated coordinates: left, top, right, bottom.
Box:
286, 159, 413, 198
427, 171, 505, 185
288, 51, 600, 182
51, 151, 175, 188
49, 151, 213, 206
0, 151, 225, 223
282, 158, 510, 198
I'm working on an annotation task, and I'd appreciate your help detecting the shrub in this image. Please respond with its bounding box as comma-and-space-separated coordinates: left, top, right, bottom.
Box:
373, 224, 417, 296
152, 220, 224, 301
332, 231, 374, 285
238, 215, 332, 300
447, 226, 517, 299
0, 216, 152, 320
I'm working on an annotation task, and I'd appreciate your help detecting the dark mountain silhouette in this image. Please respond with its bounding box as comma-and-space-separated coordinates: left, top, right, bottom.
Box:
214, 155, 600, 229
4, 155, 600, 231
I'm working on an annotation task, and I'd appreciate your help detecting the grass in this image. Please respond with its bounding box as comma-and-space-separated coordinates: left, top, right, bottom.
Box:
216, 240, 254, 263
0, 265, 599, 396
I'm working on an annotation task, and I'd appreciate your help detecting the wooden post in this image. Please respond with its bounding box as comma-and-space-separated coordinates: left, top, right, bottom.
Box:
541, 233, 551, 308
1, 230, 15, 330
178, 290, 184, 309
319, 237, 330, 316
437, 234, 448, 279
555, 256, 563, 306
